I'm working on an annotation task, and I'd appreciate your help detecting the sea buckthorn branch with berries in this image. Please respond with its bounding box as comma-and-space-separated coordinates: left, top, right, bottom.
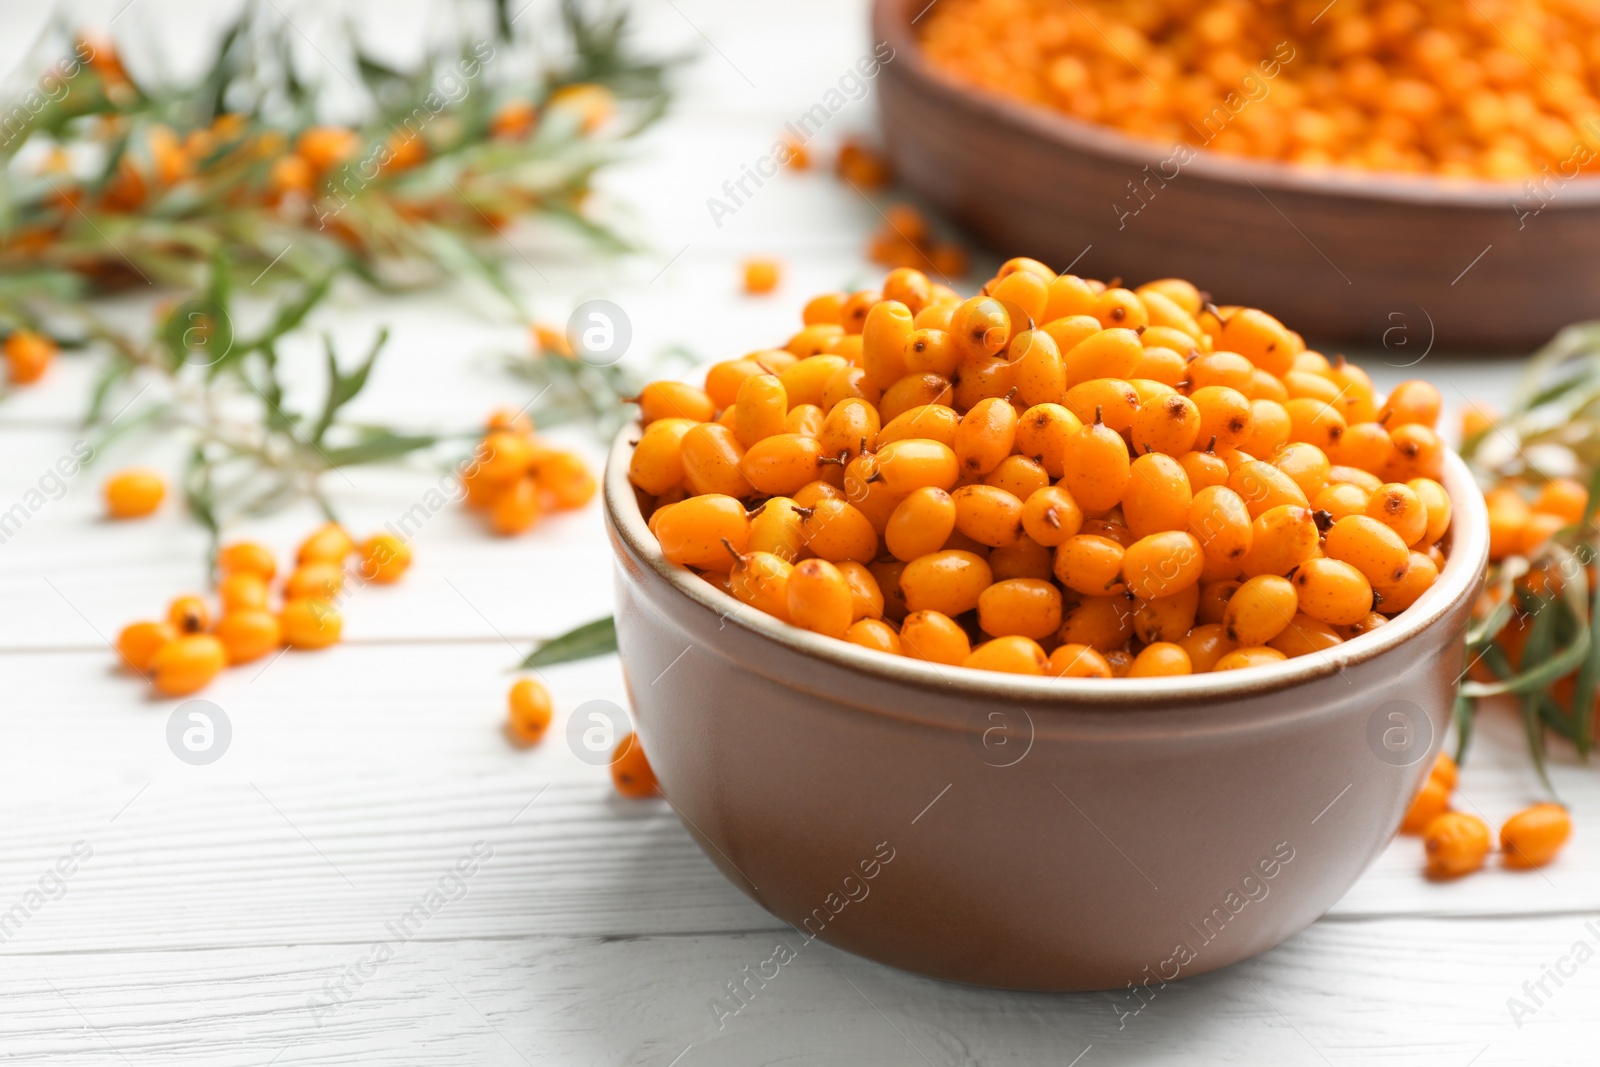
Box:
0, 0, 674, 348
625, 261, 1454, 680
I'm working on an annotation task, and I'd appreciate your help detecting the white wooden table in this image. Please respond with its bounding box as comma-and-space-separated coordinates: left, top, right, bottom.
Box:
1, 2, 1596, 1063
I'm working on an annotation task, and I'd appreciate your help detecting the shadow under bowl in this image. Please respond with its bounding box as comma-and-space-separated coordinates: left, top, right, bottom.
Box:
603, 429, 1488, 991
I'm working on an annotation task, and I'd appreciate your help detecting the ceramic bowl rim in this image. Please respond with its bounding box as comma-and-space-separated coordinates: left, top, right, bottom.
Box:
604, 422, 1490, 709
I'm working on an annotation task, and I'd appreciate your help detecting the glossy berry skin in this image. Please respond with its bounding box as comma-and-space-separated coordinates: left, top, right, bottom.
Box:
1499, 804, 1572, 869
899, 610, 971, 665
216, 610, 282, 665
1424, 812, 1492, 879
117, 620, 177, 674
151, 635, 226, 696
963, 635, 1049, 675
977, 578, 1062, 640
280, 597, 343, 649
218, 542, 277, 582
358, 534, 412, 584
1049, 643, 1112, 678
787, 559, 855, 639
297, 522, 355, 566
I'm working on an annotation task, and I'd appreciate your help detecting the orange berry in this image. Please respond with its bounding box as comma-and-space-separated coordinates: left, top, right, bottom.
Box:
507, 678, 554, 746
117, 620, 176, 673
1400, 776, 1451, 835
215, 610, 282, 665
4, 329, 56, 383
1499, 803, 1572, 869
280, 597, 343, 649
103, 468, 165, 519
218, 572, 270, 613
744, 258, 781, 294
217, 541, 277, 582
296, 522, 354, 565
151, 634, 226, 696
167, 595, 211, 635
357, 533, 412, 583
1423, 812, 1492, 878
611, 733, 661, 798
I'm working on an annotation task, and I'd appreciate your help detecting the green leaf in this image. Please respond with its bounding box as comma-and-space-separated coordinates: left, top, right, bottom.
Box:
319, 429, 437, 467
519, 616, 617, 668
311, 327, 388, 443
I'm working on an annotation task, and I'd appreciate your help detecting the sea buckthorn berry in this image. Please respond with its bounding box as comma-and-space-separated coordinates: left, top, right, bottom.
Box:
900, 609, 971, 664
902, 549, 992, 616
862, 299, 914, 392
950, 356, 1015, 410
1179, 623, 1238, 672
1093, 287, 1147, 331
490, 478, 542, 535
1338, 612, 1388, 640
733, 374, 787, 449
1224, 574, 1298, 646
1189, 351, 1254, 393
1122, 453, 1192, 538
883, 268, 933, 315
1059, 418, 1131, 514
280, 596, 342, 649
1331, 422, 1394, 474
787, 559, 855, 639
1384, 423, 1444, 481
1331, 465, 1383, 492
799, 498, 878, 562
218, 541, 276, 582
637, 381, 714, 425
1020, 486, 1084, 546
704, 358, 769, 409
1129, 642, 1193, 677
1064, 378, 1140, 434
779, 355, 851, 409
988, 536, 1053, 581
1268, 613, 1343, 657
879, 403, 961, 447
818, 398, 880, 461
1407, 479, 1452, 545
991, 267, 1050, 323
740, 433, 826, 497
216, 610, 281, 665
611, 733, 660, 798
1198, 579, 1241, 625
103, 468, 165, 519
985, 454, 1051, 500
286, 561, 344, 600
1532, 478, 1587, 524
1061, 327, 1142, 387
1237, 398, 1291, 457
880, 372, 956, 422
1213, 646, 1288, 672
1292, 558, 1374, 626
978, 578, 1062, 640
1373, 550, 1438, 613
539, 452, 596, 512
955, 397, 1019, 476
1043, 274, 1096, 320
1424, 812, 1492, 879
1058, 595, 1135, 651
1313, 481, 1371, 522
843, 617, 900, 655
1500, 804, 1572, 869
1365, 482, 1429, 547
965, 635, 1048, 675
804, 292, 846, 326
1015, 403, 1083, 477
507, 678, 553, 746
1228, 459, 1308, 518
1008, 329, 1066, 407
1049, 642, 1113, 678
1238, 505, 1320, 577
655, 494, 750, 571
1400, 776, 1452, 835
4, 329, 55, 383
886, 487, 957, 562
1188, 486, 1253, 566
840, 289, 882, 335
728, 549, 793, 620
743, 258, 780, 294
1430, 751, 1458, 791
950, 296, 1011, 361
168, 595, 211, 635
1192, 386, 1253, 451
952, 484, 1025, 547
1325, 514, 1411, 587
1219, 308, 1296, 378
1130, 393, 1201, 456
1132, 585, 1200, 644
681, 422, 754, 498
1053, 534, 1125, 595
1271, 442, 1331, 499
914, 301, 957, 332
1179, 447, 1229, 492
1283, 398, 1346, 452
1130, 344, 1189, 386
1082, 511, 1133, 547
904, 328, 960, 377
873, 438, 960, 494
1122, 531, 1204, 601
837, 562, 884, 621
1138, 278, 1202, 317
1380, 380, 1442, 429
297, 522, 355, 565
358, 534, 411, 584
218, 572, 270, 613
117, 620, 176, 673
151, 634, 227, 696
628, 419, 695, 495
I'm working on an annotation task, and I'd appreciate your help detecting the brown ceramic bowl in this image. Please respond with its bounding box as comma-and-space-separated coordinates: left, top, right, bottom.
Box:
871, 0, 1600, 351
604, 432, 1489, 991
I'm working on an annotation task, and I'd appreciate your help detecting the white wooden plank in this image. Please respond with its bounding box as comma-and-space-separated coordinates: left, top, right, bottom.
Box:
2, 917, 1597, 1065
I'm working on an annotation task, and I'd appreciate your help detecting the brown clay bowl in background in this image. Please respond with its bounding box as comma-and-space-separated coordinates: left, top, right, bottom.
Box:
604, 430, 1490, 992
871, 0, 1600, 352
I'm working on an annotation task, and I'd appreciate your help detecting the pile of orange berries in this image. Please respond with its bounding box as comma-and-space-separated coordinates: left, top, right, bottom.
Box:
919, 0, 1600, 180
505, 677, 660, 798
115, 524, 410, 696
866, 203, 970, 280
462, 409, 598, 536
627, 261, 1454, 678
1402, 752, 1572, 876
4, 330, 56, 385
